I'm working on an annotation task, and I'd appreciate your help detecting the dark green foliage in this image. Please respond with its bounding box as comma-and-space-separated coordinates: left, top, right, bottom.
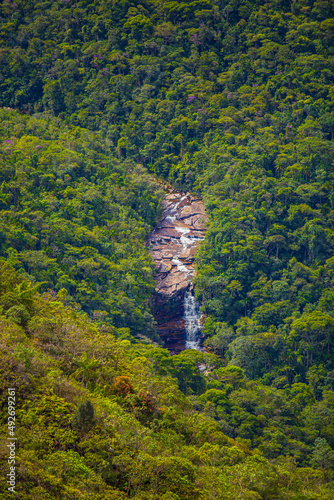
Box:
72, 400, 95, 434
0, 110, 163, 337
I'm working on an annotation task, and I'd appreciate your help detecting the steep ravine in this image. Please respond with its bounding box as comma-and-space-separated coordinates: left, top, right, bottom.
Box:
148, 189, 207, 353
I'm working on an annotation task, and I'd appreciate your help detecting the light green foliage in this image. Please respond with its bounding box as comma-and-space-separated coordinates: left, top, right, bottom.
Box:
0, 260, 332, 499
311, 438, 334, 470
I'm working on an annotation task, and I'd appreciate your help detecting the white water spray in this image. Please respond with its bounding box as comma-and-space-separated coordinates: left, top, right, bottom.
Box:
184, 290, 202, 350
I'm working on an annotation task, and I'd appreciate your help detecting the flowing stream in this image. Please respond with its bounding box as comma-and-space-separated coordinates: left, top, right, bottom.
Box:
148, 188, 207, 353
184, 290, 202, 350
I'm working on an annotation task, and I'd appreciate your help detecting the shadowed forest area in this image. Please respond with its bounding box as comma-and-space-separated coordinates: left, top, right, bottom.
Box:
1, 0, 334, 498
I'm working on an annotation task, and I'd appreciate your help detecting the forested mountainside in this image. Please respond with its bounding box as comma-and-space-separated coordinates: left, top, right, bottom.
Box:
0, 109, 163, 337
1, 0, 334, 498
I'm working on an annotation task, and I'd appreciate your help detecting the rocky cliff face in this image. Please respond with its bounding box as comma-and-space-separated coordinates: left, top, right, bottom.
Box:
148, 189, 207, 352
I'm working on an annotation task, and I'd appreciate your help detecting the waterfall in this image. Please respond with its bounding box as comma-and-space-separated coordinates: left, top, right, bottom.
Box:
149, 189, 207, 353
184, 289, 202, 350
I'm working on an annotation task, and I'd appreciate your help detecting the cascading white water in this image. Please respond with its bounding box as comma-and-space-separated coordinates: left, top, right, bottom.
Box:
184, 290, 202, 350
149, 189, 207, 352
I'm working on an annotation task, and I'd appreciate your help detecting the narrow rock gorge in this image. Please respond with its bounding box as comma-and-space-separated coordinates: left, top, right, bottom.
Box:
149, 189, 207, 353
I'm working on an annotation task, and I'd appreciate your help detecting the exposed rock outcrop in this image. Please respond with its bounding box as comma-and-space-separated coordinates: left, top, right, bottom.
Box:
148, 189, 207, 352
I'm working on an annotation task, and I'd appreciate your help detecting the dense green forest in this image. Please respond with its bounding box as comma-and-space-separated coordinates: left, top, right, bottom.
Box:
0, 108, 163, 337
1, 259, 334, 499
1, 0, 334, 498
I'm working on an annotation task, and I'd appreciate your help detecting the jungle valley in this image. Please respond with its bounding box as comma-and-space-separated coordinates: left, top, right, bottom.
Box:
1, 0, 334, 498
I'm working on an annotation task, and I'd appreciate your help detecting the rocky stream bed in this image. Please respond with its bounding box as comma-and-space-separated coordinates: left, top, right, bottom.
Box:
148, 189, 207, 353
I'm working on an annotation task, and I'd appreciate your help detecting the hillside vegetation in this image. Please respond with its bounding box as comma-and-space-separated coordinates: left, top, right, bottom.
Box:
1, 0, 334, 498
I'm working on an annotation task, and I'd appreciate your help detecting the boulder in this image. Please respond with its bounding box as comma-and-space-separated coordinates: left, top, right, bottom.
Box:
177, 201, 206, 220
181, 214, 208, 229
179, 246, 197, 261
154, 227, 182, 239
